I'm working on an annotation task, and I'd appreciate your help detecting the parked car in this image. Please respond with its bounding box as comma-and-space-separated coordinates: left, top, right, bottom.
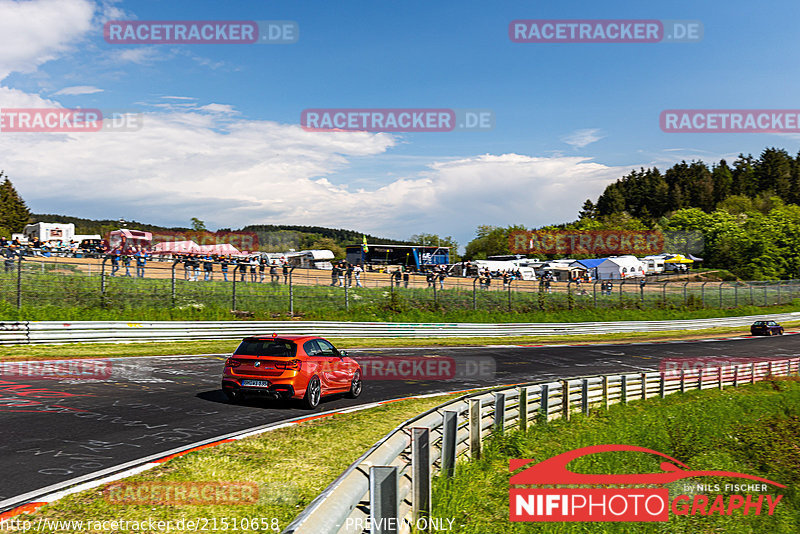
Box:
221, 334, 362, 408
750, 321, 784, 336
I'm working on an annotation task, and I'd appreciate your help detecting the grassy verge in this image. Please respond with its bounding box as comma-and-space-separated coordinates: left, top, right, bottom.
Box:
433, 379, 800, 533
16, 392, 464, 534
2, 321, 800, 362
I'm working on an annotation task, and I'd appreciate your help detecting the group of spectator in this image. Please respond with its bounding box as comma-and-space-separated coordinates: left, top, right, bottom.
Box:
330, 261, 364, 287
109, 247, 149, 278
176, 254, 291, 284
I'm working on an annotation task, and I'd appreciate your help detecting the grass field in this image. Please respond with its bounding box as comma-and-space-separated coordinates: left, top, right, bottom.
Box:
15, 393, 463, 534
2, 264, 799, 322
432, 378, 800, 533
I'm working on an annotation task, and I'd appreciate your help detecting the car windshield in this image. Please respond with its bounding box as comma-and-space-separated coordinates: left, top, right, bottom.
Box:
768, 321, 777, 326
234, 339, 297, 357
753, 322, 766, 326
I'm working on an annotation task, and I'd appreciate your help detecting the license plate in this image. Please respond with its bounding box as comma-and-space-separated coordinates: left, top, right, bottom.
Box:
241, 379, 271, 388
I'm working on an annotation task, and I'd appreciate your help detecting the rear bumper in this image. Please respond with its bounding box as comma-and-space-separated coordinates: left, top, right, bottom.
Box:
222, 379, 297, 399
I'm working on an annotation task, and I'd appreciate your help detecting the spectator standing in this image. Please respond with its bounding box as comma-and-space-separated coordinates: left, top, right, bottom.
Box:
331, 263, 340, 286
250, 256, 259, 283
437, 269, 446, 289
282, 262, 289, 284
220, 257, 229, 281
270, 262, 279, 284
345, 262, 354, 287
135, 250, 146, 278
403, 269, 409, 288
122, 254, 132, 277
258, 257, 266, 283
354, 263, 364, 287
111, 253, 120, 277
338, 261, 346, 287
239, 257, 247, 282
426, 270, 434, 288
203, 255, 214, 281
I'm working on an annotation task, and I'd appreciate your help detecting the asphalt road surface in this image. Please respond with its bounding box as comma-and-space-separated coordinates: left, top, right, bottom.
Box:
0, 335, 797, 510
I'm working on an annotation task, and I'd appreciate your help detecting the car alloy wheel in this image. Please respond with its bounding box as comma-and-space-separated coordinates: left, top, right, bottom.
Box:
347, 370, 362, 399
303, 376, 321, 409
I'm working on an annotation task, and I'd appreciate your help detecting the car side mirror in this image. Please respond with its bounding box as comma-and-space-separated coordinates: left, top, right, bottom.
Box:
339, 350, 348, 358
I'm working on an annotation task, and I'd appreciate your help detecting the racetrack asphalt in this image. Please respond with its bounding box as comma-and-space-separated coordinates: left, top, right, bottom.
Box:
0, 334, 797, 509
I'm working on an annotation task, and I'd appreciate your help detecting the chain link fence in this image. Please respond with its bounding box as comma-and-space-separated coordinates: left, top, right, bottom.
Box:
2, 255, 799, 317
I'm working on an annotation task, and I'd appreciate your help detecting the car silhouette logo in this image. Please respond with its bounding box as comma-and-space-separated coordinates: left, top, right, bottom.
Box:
254, 361, 261, 367
510, 444, 785, 487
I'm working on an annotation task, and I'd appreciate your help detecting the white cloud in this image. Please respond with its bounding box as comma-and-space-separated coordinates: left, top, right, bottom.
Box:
53, 85, 103, 95
0, 105, 634, 245
107, 47, 164, 65
0, 0, 94, 81
561, 128, 604, 148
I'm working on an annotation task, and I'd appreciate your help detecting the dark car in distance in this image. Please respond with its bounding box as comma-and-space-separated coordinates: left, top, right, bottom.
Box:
750, 321, 784, 336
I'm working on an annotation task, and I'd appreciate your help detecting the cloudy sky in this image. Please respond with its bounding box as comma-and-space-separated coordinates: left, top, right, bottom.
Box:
2, 0, 800, 249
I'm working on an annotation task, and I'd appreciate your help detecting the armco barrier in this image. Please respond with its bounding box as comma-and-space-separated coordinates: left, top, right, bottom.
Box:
283, 357, 800, 534
1, 312, 799, 345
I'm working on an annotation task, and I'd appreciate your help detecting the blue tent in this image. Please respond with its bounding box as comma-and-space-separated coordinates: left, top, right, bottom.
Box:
571, 258, 606, 279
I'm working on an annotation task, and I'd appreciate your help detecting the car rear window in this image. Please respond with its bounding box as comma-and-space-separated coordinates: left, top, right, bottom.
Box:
234, 339, 297, 357
753, 321, 766, 326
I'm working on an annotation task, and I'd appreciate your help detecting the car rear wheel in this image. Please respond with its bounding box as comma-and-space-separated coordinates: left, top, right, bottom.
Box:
302, 376, 321, 409
346, 370, 362, 399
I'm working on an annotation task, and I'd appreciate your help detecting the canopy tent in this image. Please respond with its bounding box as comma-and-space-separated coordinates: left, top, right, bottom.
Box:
664, 254, 694, 264
196, 243, 240, 255
109, 229, 152, 251
152, 240, 200, 254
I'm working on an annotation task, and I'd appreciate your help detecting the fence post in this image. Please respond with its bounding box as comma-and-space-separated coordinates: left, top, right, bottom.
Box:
593, 280, 598, 308
441, 411, 457, 478
718, 366, 724, 390
411, 427, 431, 525
472, 276, 477, 310
345, 278, 349, 311
507, 280, 512, 312
289, 267, 295, 316
231, 265, 238, 310
469, 398, 481, 459
733, 365, 739, 387
734, 283, 738, 307
680, 369, 686, 393
719, 282, 724, 308
518, 387, 528, 432
171, 260, 179, 307
683, 281, 689, 306
16, 255, 22, 309
751, 362, 756, 384
641, 373, 647, 400
602, 376, 609, 410
749, 283, 754, 305
701, 281, 708, 307
370, 466, 398, 534
494, 392, 506, 432
619, 279, 624, 303
659, 372, 666, 398
698, 368, 703, 390
561, 380, 570, 420
778, 280, 782, 305
581, 379, 589, 415
540, 385, 549, 421
100, 256, 107, 307
768, 360, 773, 377
763, 283, 767, 306
620, 375, 627, 404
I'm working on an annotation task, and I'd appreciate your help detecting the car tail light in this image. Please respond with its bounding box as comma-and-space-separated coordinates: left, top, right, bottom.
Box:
275, 359, 301, 371
225, 358, 242, 368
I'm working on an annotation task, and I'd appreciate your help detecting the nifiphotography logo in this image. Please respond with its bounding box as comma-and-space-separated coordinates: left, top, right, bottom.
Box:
509, 444, 785, 522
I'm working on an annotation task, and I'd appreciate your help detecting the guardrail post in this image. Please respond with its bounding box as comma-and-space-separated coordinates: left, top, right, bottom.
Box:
751, 362, 756, 384
344, 278, 350, 311
768, 360, 773, 377
718, 366, 724, 390
370, 466, 399, 534
620, 375, 627, 404
602, 376, 609, 410
698, 367, 703, 390
494, 392, 505, 432
441, 411, 457, 478
659, 372, 666, 398
518, 387, 528, 431
561, 380, 570, 421
581, 379, 589, 415
469, 398, 481, 459
733, 365, 739, 387
412, 427, 431, 526
540, 385, 549, 421
680, 369, 685, 393
641, 373, 647, 400
16, 255, 22, 309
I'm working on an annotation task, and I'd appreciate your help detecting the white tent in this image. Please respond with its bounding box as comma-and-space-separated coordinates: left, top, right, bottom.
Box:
596, 256, 645, 280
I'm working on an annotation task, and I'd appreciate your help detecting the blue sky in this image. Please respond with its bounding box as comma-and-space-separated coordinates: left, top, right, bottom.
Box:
2, 0, 800, 249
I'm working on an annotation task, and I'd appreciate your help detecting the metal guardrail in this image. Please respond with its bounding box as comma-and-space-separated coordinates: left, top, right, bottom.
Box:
0, 312, 799, 345
283, 357, 800, 534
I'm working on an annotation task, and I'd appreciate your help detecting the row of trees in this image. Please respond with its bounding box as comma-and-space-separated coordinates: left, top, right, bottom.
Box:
0, 173, 31, 238
589, 148, 800, 220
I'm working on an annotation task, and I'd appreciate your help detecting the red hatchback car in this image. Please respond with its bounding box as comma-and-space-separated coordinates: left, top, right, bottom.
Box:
221, 335, 362, 409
